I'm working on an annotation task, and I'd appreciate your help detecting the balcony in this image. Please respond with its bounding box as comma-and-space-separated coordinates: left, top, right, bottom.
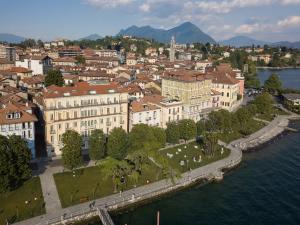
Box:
50, 130, 56, 134
106, 122, 112, 126
120, 120, 125, 124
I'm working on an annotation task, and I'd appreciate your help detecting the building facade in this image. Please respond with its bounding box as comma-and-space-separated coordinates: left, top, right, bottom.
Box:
162, 70, 213, 121
43, 81, 128, 156
0, 102, 37, 158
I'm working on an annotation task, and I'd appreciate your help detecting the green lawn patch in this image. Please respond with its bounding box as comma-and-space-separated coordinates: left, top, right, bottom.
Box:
0, 177, 45, 225
54, 163, 162, 208
257, 107, 289, 121
220, 119, 266, 143
160, 142, 230, 173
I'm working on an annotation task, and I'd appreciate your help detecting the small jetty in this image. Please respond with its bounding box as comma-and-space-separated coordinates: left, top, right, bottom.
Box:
98, 208, 115, 225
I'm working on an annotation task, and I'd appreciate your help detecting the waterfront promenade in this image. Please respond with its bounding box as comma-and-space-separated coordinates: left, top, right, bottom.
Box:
13, 112, 300, 225
14, 144, 242, 225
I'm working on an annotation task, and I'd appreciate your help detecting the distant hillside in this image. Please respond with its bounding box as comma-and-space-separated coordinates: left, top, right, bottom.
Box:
118, 22, 216, 44
272, 41, 300, 49
0, 33, 26, 43
220, 36, 270, 47
79, 34, 102, 41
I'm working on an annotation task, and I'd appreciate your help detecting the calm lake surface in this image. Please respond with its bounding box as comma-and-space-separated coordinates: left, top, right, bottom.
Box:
257, 68, 300, 89
112, 121, 300, 225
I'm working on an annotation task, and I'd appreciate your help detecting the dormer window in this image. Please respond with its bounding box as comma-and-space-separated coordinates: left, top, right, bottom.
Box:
6, 113, 13, 119
15, 112, 21, 119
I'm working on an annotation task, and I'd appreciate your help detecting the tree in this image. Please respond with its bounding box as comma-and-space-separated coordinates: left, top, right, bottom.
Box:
151, 126, 166, 148
89, 129, 106, 160
129, 124, 160, 152
107, 128, 128, 160
61, 130, 83, 170
99, 157, 131, 192
196, 120, 206, 136
166, 122, 180, 144
203, 132, 219, 157
252, 92, 274, 115
0, 136, 12, 193
178, 119, 197, 141
0, 135, 32, 193
45, 69, 64, 87
264, 73, 282, 94
75, 55, 86, 65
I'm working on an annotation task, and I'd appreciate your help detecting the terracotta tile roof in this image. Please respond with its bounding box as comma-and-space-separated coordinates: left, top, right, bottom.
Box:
0, 102, 37, 125
162, 69, 209, 82
8, 67, 32, 73
21, 75, 44, 85
131, 100, 160, 113
53, 57, 76, 62
208, 71, 239, 85
43, 81, 127, 98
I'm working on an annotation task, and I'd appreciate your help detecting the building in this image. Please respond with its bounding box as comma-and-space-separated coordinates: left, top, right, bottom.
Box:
0, 102, 37, 158
162, 70, 214, 121
282, 93, 300, 113
169, 36, 175, 62
42, 80, 129, 156
209, 70, 240, 111
142, 95, 183, 128
15, 55, 53, 75
58, 46, 82, 57
94, 50, 118, 58
130, 100, 161, 130
0, 45, 16, 62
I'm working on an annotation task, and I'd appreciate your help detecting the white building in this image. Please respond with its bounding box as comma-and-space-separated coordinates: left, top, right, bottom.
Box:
0, 102, 37, 158
16, 55, 53, 75
130, 100, 161, 130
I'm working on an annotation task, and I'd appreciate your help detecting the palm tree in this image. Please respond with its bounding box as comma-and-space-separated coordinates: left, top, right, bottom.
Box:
148, 150, 181, 184
98, 157, 122, 193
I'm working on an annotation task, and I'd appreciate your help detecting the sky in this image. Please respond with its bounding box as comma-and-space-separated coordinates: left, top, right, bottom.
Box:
0, 0, 300, 42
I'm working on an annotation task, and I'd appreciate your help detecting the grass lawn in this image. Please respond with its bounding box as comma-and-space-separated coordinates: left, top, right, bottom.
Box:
159, 141, 230, 173
220, 119, 266, 144
0, 177, 45, 225
54, 141, 232, 208
54, 163, 162, 208
257, 107, 289, 121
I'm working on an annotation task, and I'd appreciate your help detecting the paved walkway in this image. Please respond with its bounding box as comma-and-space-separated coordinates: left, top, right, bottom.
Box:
231, 113, 300, 151
14, 144, 242, 225
39, 164, 62, 214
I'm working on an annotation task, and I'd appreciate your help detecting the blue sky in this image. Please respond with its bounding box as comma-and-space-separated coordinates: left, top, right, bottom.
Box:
1, 0, 300, 41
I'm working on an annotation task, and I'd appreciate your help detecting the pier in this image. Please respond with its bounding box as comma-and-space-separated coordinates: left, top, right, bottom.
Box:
98, 208, 115, 225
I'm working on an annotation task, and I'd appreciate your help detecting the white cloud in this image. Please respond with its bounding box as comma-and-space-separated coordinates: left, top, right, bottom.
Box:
280, 0, 300, 4
278, 16, 300, 27
85, 0, 135, 8
140, 3, 150, 12
194, 0, 274, 13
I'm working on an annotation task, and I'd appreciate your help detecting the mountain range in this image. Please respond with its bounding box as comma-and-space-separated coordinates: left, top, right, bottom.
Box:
220, 36, 300, 48
0, 33, 26, 43
78, 33, 102, 41
117, 22, 216, 44
1, 22, 300, 48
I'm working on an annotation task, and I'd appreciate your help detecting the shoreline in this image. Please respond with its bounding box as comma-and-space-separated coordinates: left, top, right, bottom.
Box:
13, 113, 300, 225
257, 67, 300, 69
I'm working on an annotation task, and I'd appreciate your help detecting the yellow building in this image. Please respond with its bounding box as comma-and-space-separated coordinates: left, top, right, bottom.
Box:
43, 80, 128, 157
162, 70, 213, 121
209, 71, 240, 111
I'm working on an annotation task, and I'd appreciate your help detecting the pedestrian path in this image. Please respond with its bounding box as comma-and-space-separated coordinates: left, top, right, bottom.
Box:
39, 164, 62, 213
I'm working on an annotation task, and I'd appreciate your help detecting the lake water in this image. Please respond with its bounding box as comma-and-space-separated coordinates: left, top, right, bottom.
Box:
257, 68, 300, 89
112, 120, 300, 225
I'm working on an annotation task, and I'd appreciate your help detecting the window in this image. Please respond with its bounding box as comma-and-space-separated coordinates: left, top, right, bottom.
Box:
22, 122, 26, 129
227, 93, 229, 97
51, 135, 54, 144
28, 130, 32, 138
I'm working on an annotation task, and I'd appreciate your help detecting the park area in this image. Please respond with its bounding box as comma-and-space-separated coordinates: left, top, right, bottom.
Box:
53, 141, 230, 208
0, 177, 45, 225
